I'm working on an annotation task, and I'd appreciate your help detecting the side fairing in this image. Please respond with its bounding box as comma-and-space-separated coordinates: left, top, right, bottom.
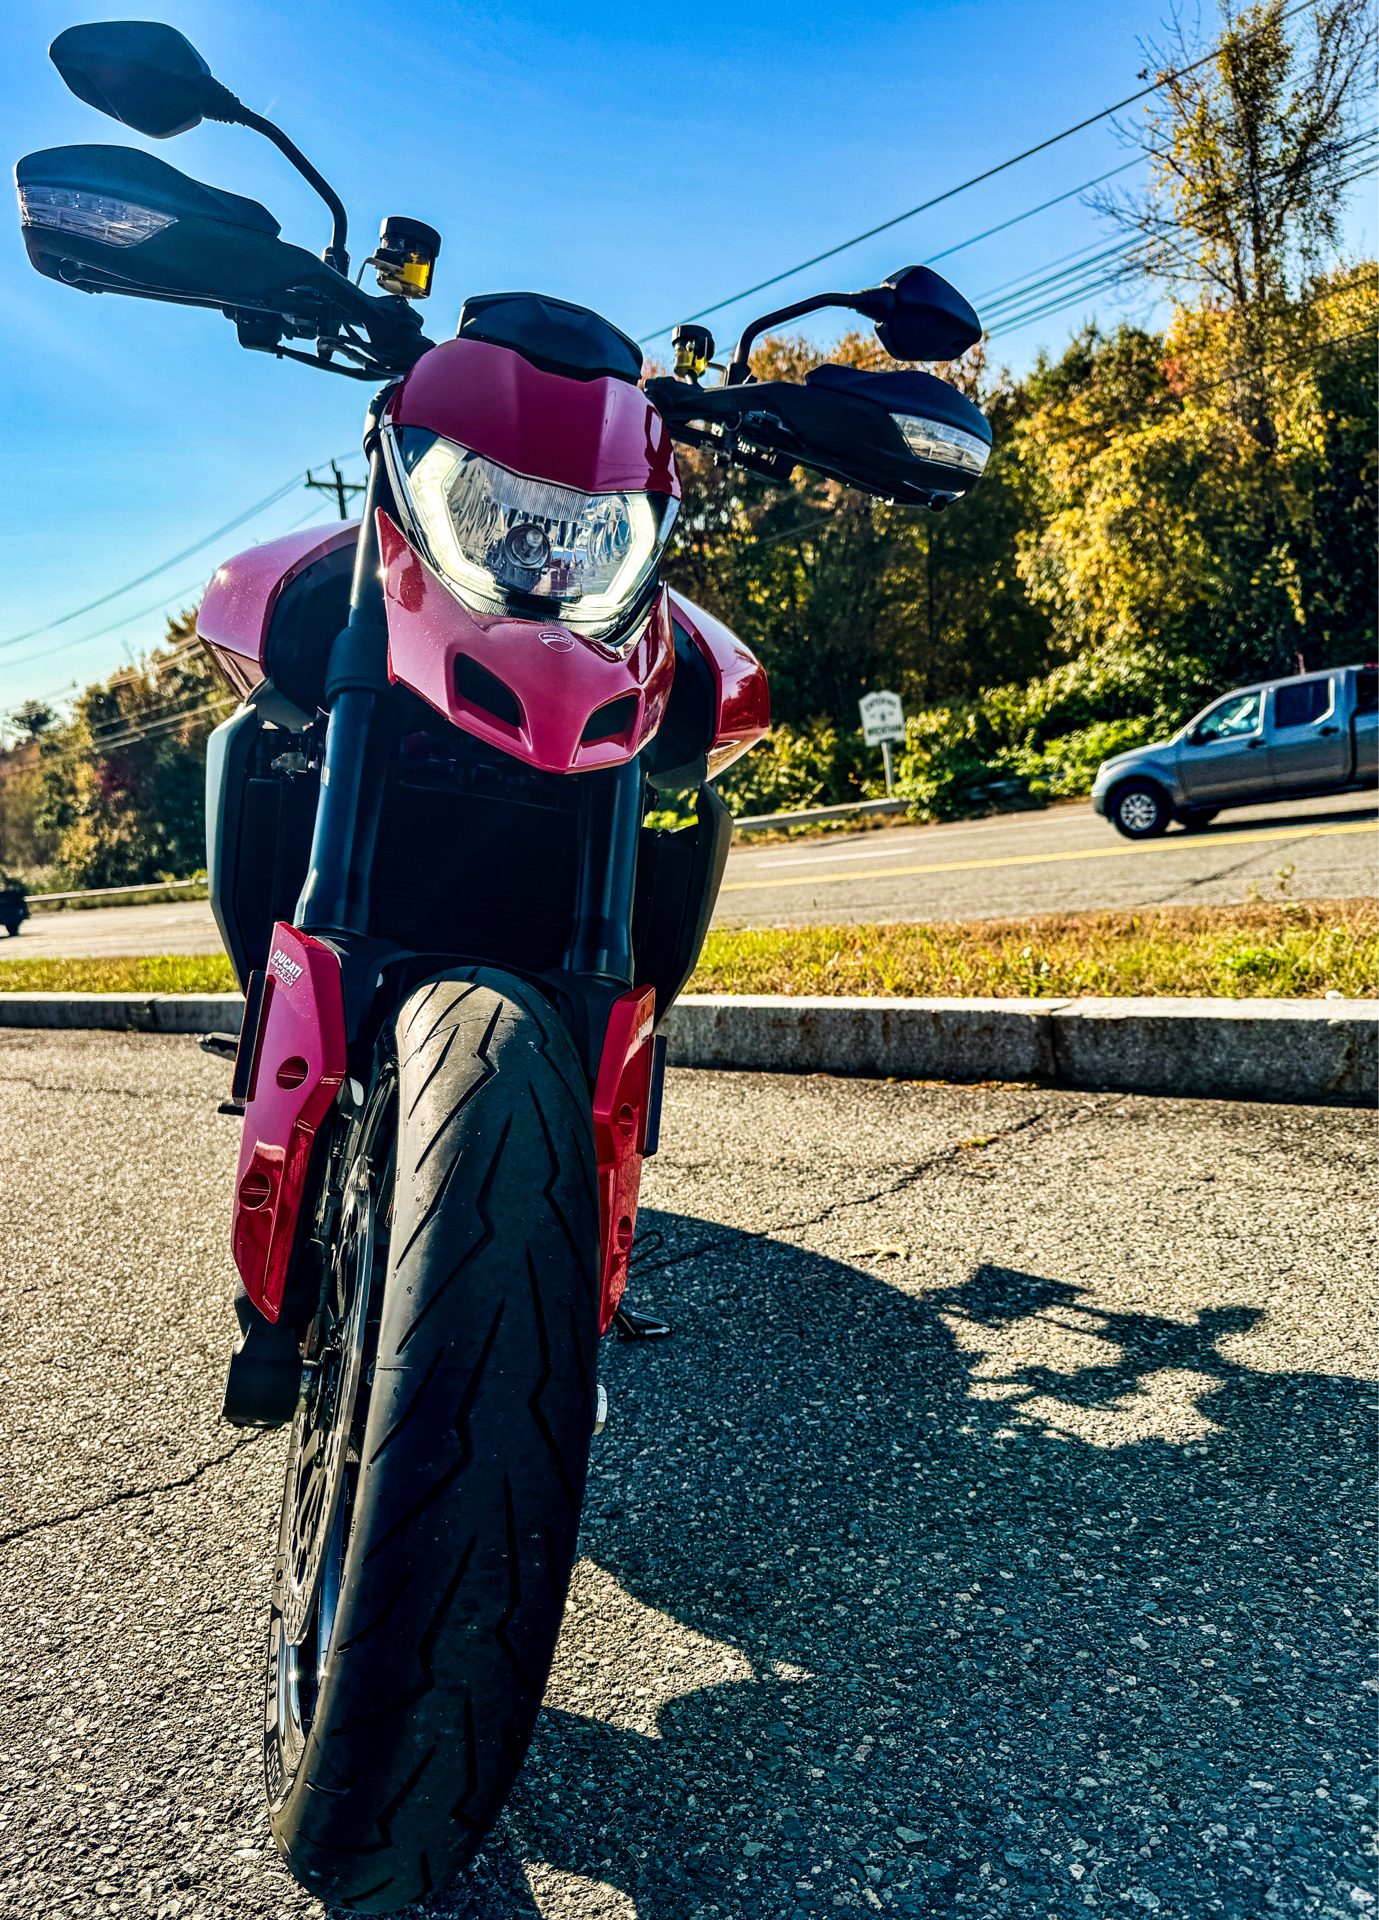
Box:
197, 521, 359, 695
667, 590, 770, 775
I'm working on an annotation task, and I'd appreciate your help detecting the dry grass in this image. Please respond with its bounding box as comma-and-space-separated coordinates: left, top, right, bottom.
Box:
688, 899, 1379, 1000
0, 954, 237, 994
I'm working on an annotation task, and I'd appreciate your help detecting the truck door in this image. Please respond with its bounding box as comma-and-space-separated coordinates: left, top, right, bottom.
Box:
1267, 674, 1350, 788
1178, 690, 1271, 801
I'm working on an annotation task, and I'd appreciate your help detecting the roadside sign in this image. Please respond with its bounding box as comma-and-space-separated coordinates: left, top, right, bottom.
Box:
858, 690, 905, 746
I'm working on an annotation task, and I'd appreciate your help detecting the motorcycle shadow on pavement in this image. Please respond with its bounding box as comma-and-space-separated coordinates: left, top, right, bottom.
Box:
426, 1210, 1368, 1920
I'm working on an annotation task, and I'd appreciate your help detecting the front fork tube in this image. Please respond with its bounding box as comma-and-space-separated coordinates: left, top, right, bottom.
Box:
296, 442, 393, 939
564, 758, 643, 988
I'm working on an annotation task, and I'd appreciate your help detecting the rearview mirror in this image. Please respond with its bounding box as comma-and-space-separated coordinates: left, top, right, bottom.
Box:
49, 21, 224, 139
855, 265, 983, 364
723, 263, 983, 384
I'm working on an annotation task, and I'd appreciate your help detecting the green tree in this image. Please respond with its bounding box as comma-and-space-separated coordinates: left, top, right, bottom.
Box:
37, 609, 231, 886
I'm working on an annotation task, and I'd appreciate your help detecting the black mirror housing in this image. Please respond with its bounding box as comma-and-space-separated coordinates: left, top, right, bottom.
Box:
870, 265, 982, 363
49, 21, 222, 139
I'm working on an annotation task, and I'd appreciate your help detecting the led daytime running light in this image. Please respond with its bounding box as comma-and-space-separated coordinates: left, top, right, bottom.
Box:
18, 184, 176, 248
891, 413, 990, 476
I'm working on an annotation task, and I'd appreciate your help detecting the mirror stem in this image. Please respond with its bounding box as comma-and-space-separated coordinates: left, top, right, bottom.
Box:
202, 84, 349, 275
725, 291, 875, 386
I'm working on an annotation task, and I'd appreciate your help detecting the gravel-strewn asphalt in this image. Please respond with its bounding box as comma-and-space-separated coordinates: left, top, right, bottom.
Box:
0, 1033, 1373, 1920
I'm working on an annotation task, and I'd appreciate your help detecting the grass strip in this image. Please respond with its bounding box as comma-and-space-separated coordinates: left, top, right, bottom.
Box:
0, 954, 238, 994
1, 900, 1373, 1000
690, 900, 1379, 1000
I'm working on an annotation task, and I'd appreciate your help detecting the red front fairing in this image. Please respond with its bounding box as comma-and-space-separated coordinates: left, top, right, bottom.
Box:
378, 509, 676, 771
387, 336, 678, 496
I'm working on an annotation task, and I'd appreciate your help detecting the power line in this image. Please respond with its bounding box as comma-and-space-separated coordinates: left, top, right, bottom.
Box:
87, 696, 237, 755
0, 452, 364, 656
638, 0, 1317, 341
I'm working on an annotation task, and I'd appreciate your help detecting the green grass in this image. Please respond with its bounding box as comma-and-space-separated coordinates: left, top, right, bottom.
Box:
690, 900, 1379, 1000
1, 898, 1373, 999
0, 954, 238, 994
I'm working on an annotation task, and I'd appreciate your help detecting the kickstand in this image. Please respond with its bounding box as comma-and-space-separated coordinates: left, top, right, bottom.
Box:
614, 1306, 673, 1341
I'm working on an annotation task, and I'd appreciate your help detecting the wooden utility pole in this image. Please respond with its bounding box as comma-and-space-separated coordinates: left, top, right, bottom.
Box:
305, 461, 365, 520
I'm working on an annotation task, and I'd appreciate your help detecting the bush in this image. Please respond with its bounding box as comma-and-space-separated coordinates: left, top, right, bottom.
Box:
646, 720, 879, 828
889, 640, 1210, 820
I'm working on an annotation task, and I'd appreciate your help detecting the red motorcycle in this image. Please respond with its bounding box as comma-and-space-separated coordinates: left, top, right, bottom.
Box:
19, 22, 989, 1909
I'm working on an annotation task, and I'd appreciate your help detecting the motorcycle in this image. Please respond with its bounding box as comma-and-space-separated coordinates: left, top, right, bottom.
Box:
17, 22, 990, 1909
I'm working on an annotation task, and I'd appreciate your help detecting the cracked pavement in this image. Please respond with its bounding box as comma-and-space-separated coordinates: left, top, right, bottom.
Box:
0, 1032, 1372, 1920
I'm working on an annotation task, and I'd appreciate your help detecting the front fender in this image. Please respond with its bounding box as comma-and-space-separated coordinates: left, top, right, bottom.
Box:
1102, 755, 1184, 805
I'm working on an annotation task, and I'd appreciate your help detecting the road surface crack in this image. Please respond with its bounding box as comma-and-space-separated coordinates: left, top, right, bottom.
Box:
630, 1105, 1084, 1294
0, 1431, 268, 1550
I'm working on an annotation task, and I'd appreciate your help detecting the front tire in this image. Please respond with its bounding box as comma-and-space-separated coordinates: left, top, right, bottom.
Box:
1109, 779, 1173, 839
265, 968, 601, 1912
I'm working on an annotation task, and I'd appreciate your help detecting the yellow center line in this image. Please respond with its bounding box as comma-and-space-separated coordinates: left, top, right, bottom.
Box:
719, 819, 1377, 893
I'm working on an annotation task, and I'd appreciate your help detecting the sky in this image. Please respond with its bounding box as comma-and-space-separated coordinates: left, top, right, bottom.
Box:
0, 0, 1372, 725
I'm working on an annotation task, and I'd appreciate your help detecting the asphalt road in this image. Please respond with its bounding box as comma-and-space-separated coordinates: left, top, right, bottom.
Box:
716, 790, 1377, 929
0, 1034, 1372, 1920
4, 793, 1374, 962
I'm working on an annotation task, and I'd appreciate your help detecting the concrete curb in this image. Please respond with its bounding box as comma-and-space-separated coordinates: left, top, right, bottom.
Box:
0, 991, 1373, 1104
0, 992, 245, 1035
662, 994, 1378, 1106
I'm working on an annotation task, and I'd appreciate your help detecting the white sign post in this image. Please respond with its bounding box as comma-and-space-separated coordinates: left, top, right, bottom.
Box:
858, 690, 906, 795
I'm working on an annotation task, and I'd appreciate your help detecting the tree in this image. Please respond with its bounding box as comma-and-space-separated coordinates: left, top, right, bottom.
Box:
1098, 0, 1376, 451
1022, 0, 1379, 684
36, 609, 231, 886
12, 700, 55, 743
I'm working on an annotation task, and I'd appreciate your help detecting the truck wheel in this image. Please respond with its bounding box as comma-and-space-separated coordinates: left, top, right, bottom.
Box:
264, 967, 600, 1912
1175, 807, 1219, 832
1109, 780, 1172, 839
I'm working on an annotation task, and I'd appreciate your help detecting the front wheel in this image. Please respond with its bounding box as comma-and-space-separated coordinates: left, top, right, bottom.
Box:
264, 968, 601, 1912
1109, 779, 1173, 839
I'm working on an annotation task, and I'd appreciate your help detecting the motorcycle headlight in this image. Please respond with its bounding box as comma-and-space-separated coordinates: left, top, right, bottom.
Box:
891, 413, 990, 477
384, 425, 677, 643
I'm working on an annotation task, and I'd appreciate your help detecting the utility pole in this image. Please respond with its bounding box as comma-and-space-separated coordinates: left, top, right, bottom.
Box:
305, 460, 365, 520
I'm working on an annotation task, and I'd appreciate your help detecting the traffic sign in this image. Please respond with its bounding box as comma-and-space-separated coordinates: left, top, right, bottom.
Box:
858, 690, 906, 746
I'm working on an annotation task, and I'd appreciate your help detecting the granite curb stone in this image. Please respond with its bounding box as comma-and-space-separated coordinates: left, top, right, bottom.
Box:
0, 989, 1372, 1103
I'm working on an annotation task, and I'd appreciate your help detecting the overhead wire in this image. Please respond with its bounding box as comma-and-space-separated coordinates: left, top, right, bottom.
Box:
0, 452, 365, 655
638, 0, 1319, 341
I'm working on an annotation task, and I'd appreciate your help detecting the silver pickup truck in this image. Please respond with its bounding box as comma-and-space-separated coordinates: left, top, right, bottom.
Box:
1091, 662, 1379, 838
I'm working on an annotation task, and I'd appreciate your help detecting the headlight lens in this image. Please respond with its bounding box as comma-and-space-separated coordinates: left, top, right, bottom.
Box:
18, 184, 176, 248
384, 425, 676, 642
891, 413, 990, 477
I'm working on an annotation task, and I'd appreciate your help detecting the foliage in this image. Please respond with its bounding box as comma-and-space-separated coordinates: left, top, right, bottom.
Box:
30, 611, 232, 887
660, 1, 1375, 821
689, 899, 1378, 1000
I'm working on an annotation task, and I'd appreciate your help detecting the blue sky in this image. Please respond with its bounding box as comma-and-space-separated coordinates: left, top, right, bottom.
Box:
0, 0, 1372, 724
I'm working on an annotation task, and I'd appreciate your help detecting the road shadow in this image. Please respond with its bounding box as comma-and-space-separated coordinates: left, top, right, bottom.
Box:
1169, 796, 1377, 836
403, 1211, 1371, 1919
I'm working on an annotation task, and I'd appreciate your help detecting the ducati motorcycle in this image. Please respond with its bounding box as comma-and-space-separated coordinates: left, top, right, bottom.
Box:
17, 22, 990, 1909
